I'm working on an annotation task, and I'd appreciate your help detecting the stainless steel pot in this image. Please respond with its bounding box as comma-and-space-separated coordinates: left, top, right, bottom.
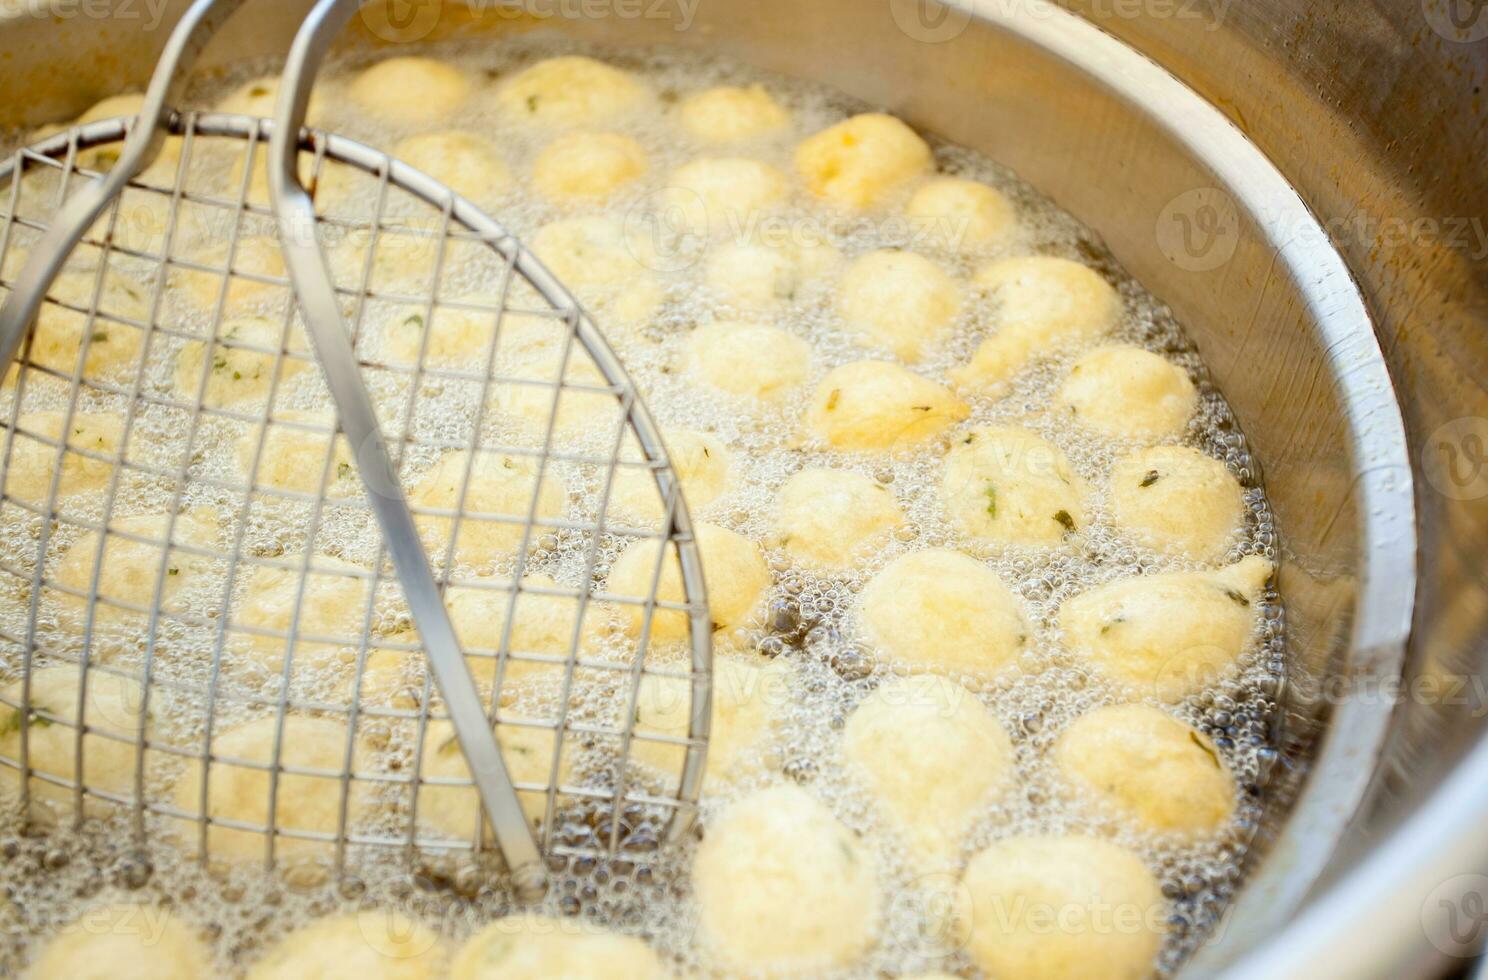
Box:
1, 0, 1483, 975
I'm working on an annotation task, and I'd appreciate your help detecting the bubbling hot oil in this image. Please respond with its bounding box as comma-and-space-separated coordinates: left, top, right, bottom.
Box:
0, 36, 1283, 977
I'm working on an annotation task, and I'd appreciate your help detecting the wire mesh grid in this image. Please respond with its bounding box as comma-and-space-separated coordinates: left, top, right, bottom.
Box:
0, 111, 711, 880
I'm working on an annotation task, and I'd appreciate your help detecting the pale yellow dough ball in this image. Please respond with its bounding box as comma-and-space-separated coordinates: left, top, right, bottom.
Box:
381, 303, 505, 369
23, 270, 148, 379
957, 835, 1165, 980
27, 902, 211, 980
905, 176, 1019, 250
449, 914, 662, 980
805, 361, 968, 451
494, 56, 653, 129
858, 548, 1028, 678
55, 512, 218, 626
171, 715, 373, 869
446, 574, 585, 692
174, 314, 310, 409
837, 249, 961, 361
410, 450, 567, 566
693, 785, 880, 974
632, 655, 790, 787
940, 424, 1089, 547
0, 667, 148, 814
1057, 345, 1197, 441
531, 132, 648, 203
392, 130, 511, 206
679, 84, 791, 143
682, 320, 811, 400
1058, 554, 1273, 701
416, 719, 569, 841
237, 411, 355, 498
659, 156, 788, 235
172, 236, 290, 315
232, 558, 371, 669
610, 428, 731, 525
50, 94, 182, 179
1109, 445, 1245, 561
215, 74, 329, 125
607, 522, 769, 642
774, 467, 905, 568
348, 57, 472, 125
703, 234, 840, 310
1054, 703, 1236, 838
795, 113, 932, 209
530, 215, 664, 329
245, 911, 444, 980
844, 674, 1016, 868
950, 256, 1121, 391
2, 411, 122, 504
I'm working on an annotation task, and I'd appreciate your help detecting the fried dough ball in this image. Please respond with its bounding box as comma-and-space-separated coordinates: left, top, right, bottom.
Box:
956, 835, 1165, 980
172, 236, 290, 315
2, 411, 122, 504
215, 74, 329, 124
905, 176, 1018, 250
694, 785, 879, 973
47, 94, 182, 179
844, 674, 1015, 868
445, 574, 585, 692
682, 320, 811, 400
837, 249, 961, 361
232, 558, 372, 669
174, 313, 309, 409
27, 902, 211, 980
1058, 555, 1273, 701
0, 667, 148, 812
529, 215, 664, 329
1109, 446, 1245, 561
348, 57, 473, 124
172, 715, 373, 868
21, 270, 148, 379
659, 156, 788, 235
329, 227, 479, 297
494, 56, 652, 129
487, 343, 622, 441
416, 720, 569, 841
1054, 703, 1235, 838
392, 130, 511, 205
607, 522, 769, 642
858, 548, 1028, 678
380, 304, 505, 369
632, 656, 790, 787
804, 361, 968, 451
703, 234, 840, 310
531, 132, 648, 203
409, 450, 567, 566
1057, 345, 1197, 441
794, 113, 932, 210
236, 411, 355, 498
449, 914, 662, 980
773, 467, 905, 569
610, 428, 731, 525
940, 425, 1088, 547
679, 84, 791, 143
245, 911, 444, 980
949, 256, 1121, 391
55, 512, 218, 626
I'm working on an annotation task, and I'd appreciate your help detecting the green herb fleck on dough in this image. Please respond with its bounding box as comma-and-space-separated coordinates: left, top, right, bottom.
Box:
984, 484, 997, 519
1053, 509, 1076, 532
1140, 470, 1161, 488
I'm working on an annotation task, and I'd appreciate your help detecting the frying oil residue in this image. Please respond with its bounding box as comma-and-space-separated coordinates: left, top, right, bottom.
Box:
0, 35, 1282, 978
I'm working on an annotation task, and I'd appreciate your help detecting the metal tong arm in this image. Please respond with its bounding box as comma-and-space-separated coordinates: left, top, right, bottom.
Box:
0, 0, 248, 366
268, 0, 546, 892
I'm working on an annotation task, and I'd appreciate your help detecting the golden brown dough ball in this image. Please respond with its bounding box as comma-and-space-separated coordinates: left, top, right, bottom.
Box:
795, 113, 932, 210
1053, 703, 1236, 838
